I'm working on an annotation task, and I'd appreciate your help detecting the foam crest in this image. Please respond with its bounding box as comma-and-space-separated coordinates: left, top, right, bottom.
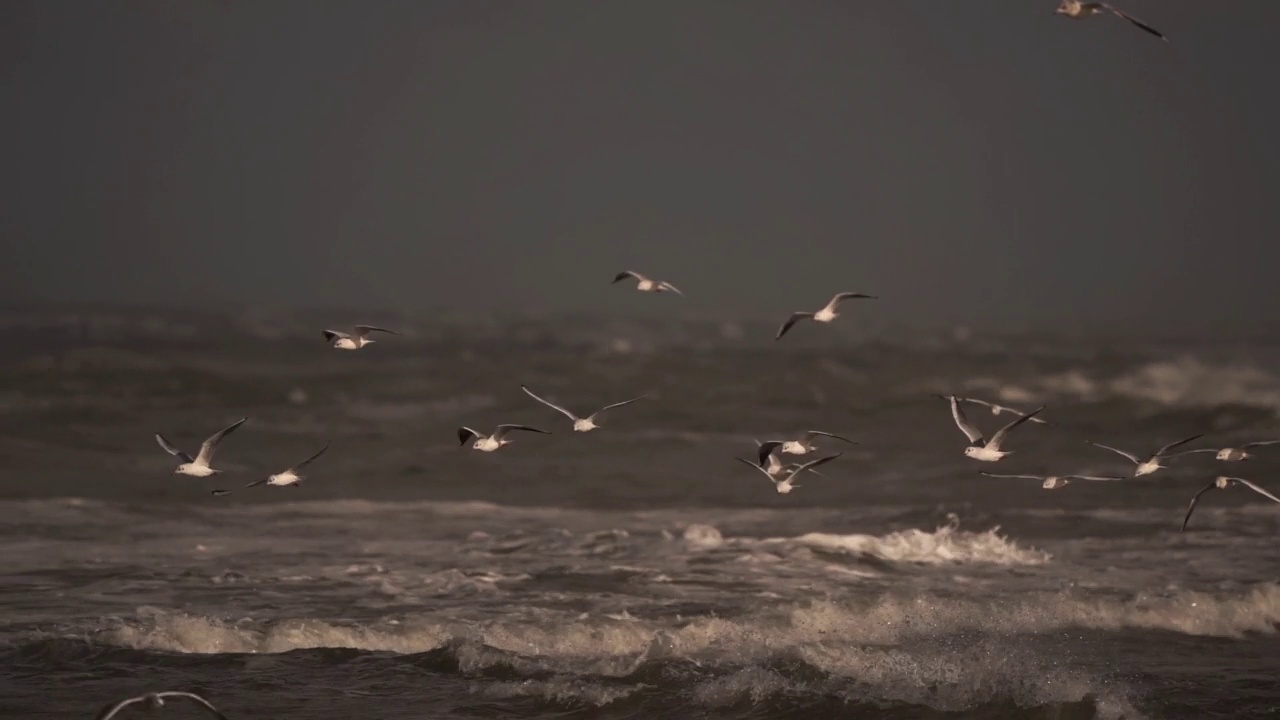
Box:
787, 523, 1050, 566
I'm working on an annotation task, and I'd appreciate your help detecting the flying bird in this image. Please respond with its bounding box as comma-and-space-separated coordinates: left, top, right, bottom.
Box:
322, 325, 400, 350
155, 418, 248, 477
736, 453, 842, 494
753, 440, 833, 479
95, 691, 228, 720
243, 445, 329, 490
520, 385, 648, 432
1087, 434, 1204, 477
776, 430, 857, 456
1054, 0, 1168, 41
458, 424, 551, 452
953, 396, 1050, 425
1181, 476, 1280, 531
937, 394, 1045, 462
775, 292, 877, 340
979, 472, 1125, 489
1175, 441, 1280, 462
611, 271, 683, 295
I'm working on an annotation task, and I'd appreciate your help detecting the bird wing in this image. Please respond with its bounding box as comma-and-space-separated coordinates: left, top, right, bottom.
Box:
1063, 475, 1127, 482
735, 456, 779, 484
95, 696, 145, 720
612, 270, 644, 284
1087, 441, 1141, 464
783, 452, 842, 481
521, 385, 579, 421
823, 292, 877, 313
592, 394, 649, 417
756, 440, 785, 467
775, 312, 814, 340
157, 692, 229, 720
155, 434, 194, 463
194, 417, 248, 466
978, 472, 1044, 480
353, 325, 400, 338
1156, 434, 1204, 457
493, 424, 552, 440
957, 396, 998, 410
1167, 448, 1219, 457
802, 430, 857, 445
1242, 440, 1280, 449
322, 330, 350, 342
244, 479, 267, 488
289, 444, 329, 472
457, 427, 481, 445
1233, 478, 1280, 506
1101, 3, 1168, 40
945, 395, 985, 445
210, 489, 232, 496
657, 281, 684, 295
1181, 481, 1219, 532
987, 405, 1045, 449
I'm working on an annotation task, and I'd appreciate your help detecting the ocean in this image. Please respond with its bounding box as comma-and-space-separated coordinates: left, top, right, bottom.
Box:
2, 306, 1278, 719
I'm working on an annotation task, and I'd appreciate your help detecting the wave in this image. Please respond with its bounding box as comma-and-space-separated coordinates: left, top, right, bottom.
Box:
781, 518, 1050, 566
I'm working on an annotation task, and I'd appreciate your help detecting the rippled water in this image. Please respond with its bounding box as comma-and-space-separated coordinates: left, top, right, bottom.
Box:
2, 308, 1279, 718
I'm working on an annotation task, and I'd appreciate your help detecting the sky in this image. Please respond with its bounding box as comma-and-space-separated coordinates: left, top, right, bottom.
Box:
3, 1, 1279, 336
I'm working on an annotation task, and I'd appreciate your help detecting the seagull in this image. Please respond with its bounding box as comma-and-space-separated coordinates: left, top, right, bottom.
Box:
953, 396, 1050, 425
937, 394, 1045, 462
735, 453, 842, 494
155, 418, 248, 477
95, 691, 228, 720
322, 325, 400, 350
775, 292, 877, 340
1087, 434, 1204, 477
979, 472, 1126, 489
520, 385, 648, 432
611, 271, 683, 295
1175, 441, 1280, 462
458, 424, 551, 452
777, 430, 857, 456
1054, 0, 1168, 41
244, 445, 329, 489
753, 440, 832, 479
1181, 476, 1280, 531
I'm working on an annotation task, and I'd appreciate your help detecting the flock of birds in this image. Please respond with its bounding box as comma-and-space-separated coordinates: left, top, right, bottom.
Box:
95, 3, 1276, 718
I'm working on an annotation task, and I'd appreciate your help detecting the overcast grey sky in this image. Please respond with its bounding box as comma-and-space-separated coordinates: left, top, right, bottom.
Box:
2, 1, 1278, 335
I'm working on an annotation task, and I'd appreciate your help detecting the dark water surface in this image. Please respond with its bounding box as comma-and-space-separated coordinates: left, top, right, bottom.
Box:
2, 307, 1279, 719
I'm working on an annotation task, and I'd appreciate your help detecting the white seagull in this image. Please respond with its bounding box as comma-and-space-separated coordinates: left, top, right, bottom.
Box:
1175, 440, 1280, 462
753, 440, 832, 479
322, 325, 401, 350
1087, 434, 1204, 477
155, 418, 248, 477
1181, 476, 1280, 532
938, 394, 1045, 462
775, 292, 877, 340
244, 445, 329, 489
1054, 0, 1168, 41
611, 271, 683, 295
979, 472, 1126, 490
736, 453, 842, 494
777, 430, 857, 456
458, 424, 551, 452
954, 396, 1050, 425
96, 691, 228, 720
520, 385, 648, 432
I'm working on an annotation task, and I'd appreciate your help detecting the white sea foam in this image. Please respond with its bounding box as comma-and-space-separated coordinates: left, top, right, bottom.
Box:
784, 523, 1050, 566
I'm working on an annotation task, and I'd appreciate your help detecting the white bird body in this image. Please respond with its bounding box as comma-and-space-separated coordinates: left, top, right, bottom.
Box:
155, 417, 248, 477
736, 452, 842, 494
775, 292, 877, 340
1087, 434, 1205, 477
612, 271, 682, 295
322, 325, 400, 350
777, 430, 857, 456
520, 385, 648, 433
458, 424, 551, 452
939, 395, 1044, 463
